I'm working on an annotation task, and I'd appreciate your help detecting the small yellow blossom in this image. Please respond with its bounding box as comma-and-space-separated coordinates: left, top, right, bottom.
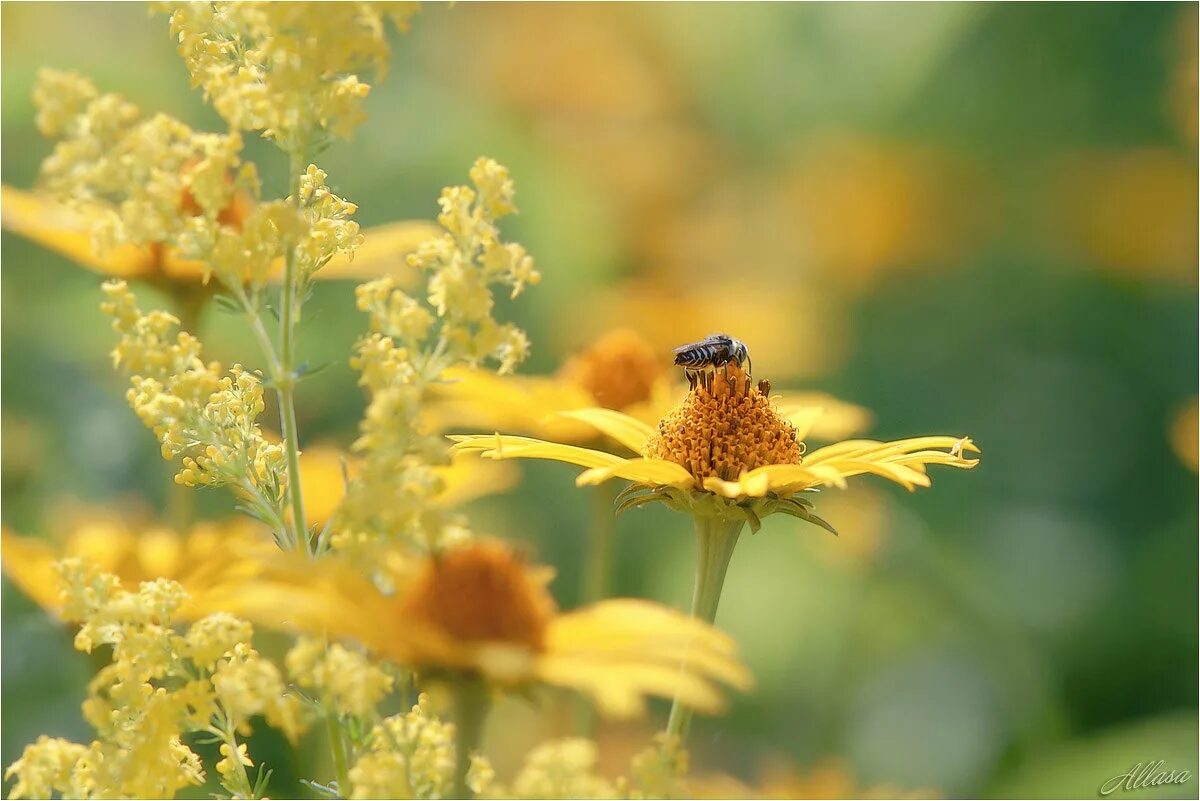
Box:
102, 281, 290, 536
509, 738, 617, 800
4, 737, 88, 800
164, 2, 419, 146
215, 742, 254, 784
5, 561, 308, 799
347, 693, 494, 800
286, 636, 394, 718
332, 159, 538, 564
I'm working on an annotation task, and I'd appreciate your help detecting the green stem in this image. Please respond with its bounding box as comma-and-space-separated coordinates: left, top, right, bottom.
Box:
451, 676, 491, 800
581, 482, 617, 603
325, 705, 352, 797
216, 713, 257, 800
664, 514, 744, 743
277, 149, 310, 555
575, 482, 618, 735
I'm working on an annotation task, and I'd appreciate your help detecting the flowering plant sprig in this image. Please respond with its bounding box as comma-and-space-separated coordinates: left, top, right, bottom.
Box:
330, 158, 540, 562
5, 561, 308, 800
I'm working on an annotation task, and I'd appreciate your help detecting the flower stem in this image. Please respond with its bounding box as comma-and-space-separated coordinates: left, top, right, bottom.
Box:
664, 514, 744, 743
325, 705, 352, 797
575, 482, 618, 734
278, 149, 310, 555
451, 675, 490, 800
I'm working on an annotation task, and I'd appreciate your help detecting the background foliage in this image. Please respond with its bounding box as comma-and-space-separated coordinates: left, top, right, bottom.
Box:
2, 3, 1196, 798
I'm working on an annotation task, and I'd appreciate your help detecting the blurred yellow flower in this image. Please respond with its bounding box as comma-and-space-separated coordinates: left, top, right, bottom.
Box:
431, 329, 872, 450
298, 442, 519, 527
566, 280, 850, 383
1, 516, 271, 623
1050, 148, 1198, 284
1, 184, 440, 285
223, 539, 752, 721
1170, 398, 1198, 472
451, 364, 976, 524
693, 757, 934, 799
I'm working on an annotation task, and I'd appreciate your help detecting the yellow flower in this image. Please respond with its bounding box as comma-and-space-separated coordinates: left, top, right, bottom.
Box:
298, 443, 519, 528
222, 539, 752, 720
430, 328, 872, 449
1170, 397, 1197, 472
451, 360, 977, 743
450, 363, 977, 527
691, 757, 935, 799
1, 515, 273, 623
1, 183, 440, 285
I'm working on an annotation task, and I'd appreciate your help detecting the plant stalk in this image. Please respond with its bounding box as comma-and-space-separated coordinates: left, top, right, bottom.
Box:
325, 705, 352, 797
663, 514, 744, 743
277, 149, 310, 554
451, 676, 490, 800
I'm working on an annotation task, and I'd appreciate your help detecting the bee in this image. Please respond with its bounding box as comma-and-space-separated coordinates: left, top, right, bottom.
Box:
673, 333, 752, 390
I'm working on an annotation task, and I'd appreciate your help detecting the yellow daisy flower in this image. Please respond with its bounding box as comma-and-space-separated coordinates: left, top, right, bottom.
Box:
298, 442, 520, 528
431, 328, 872, 448
1, 515, 272, 623
450, 361, 979, 741
1, 183, 439, 285
220, 538, 752, 798
451, 364, 977, 534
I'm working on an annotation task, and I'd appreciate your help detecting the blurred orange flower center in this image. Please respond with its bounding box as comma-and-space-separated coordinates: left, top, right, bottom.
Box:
644, 364, 803, 483
400, 542, 556, 651
557, 328, 663, 411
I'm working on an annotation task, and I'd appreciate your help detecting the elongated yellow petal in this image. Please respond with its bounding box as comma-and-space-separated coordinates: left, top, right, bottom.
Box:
576, 458, 695, 489
449, 433, 627, 470
776, 392, 874, 441
319, 219, 441, 281
2, 185, 156, 277
557, 408, 655, 453
0, 529, 63, 613
540, 599, 753, 718
780, 405, 827, 442
805, 436, 976, 465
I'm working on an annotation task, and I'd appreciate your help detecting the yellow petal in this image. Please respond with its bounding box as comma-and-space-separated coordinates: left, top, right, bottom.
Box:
576, 458, 695, 490
540, 599, 753, 718
433, 455, 519, 508
780, 405, 827, 442
557, 408, 655, 453
449, 434, 627, 470
428, 367, 597, 441
318, 219, 442, 281
701, 469, 773, 499
776, 392, 873, 441
0, 529, 63, 614
1, 185, 156, 278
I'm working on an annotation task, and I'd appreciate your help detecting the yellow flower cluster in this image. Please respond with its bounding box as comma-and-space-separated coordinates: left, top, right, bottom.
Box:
102, 281, 289, 537
5, 561, 308, 800
285, 636, 394, 718
507, 739, 616, 800
347, 694, 493, 800
163, 1, 419, 147
331, 159, 538, 561
32, 69, 256, 273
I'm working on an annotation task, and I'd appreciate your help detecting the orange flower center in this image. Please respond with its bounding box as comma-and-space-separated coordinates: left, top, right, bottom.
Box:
644, 364, 804, 483
400, 541, 556, 651
557, 329, 663, 411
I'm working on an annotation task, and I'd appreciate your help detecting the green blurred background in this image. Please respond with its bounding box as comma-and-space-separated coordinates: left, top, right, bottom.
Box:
2, 3, 1197, 798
